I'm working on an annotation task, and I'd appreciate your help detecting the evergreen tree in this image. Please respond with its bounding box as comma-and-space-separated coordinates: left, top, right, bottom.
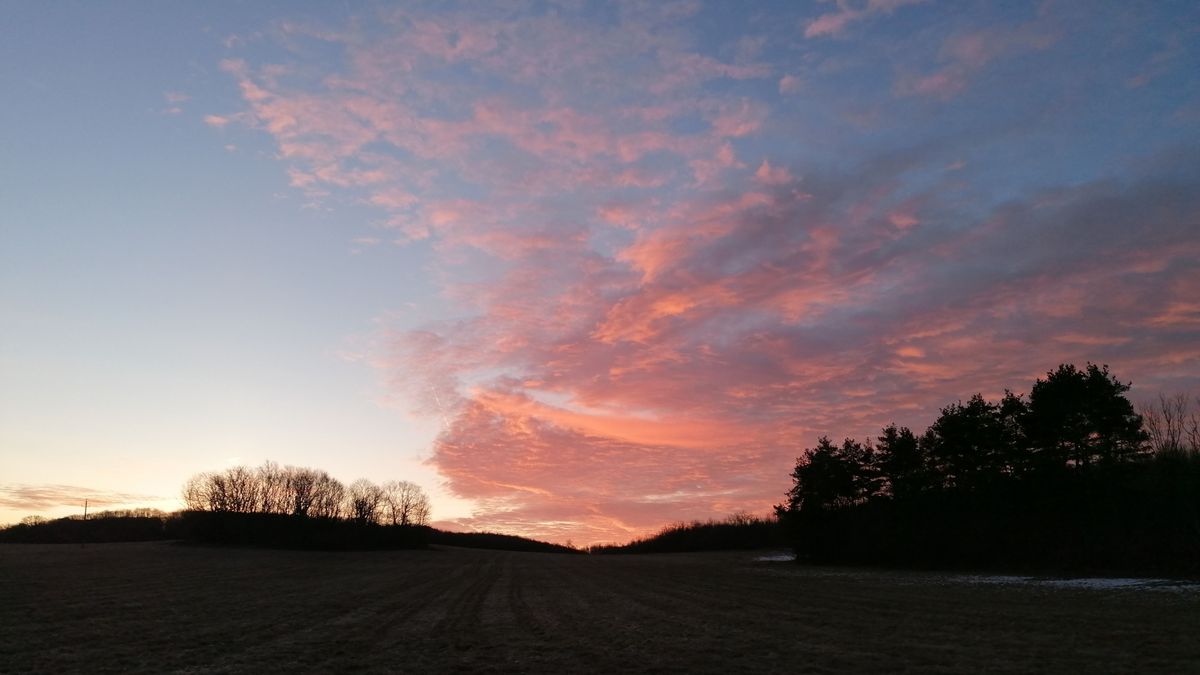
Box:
1024, 363, 1147, 468
873, 424, 928, 499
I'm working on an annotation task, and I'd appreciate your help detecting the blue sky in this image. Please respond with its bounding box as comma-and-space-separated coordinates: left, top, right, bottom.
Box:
1, 1, 460, 522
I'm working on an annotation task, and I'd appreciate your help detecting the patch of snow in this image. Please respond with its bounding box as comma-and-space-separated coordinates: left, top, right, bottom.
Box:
754, 552, 797, 562
1041, 577, 1151, 590
956, 575, 1032, 585
1040, 577, 1200, 592
954, 574, 1200, 593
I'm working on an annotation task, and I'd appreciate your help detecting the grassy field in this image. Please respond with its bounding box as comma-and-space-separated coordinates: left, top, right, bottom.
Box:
2, 543, 1198, 673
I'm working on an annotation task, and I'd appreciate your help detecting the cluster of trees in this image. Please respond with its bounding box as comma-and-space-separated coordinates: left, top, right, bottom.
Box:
589, 512, 783, 554
429, 530, 581, 554
784, 364, 1146, 511
176, 462, 433, 550
779, 364, 1200, 574
182, 461, 430, 527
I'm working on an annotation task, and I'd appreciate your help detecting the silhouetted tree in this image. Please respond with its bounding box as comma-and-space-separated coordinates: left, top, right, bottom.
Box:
841, 437, 880, 501
223, 465, 261, 513
181, 463, 351, 519
1141, 393, 1200, 455
873, 424, 928, 499
777, 364, 1193, 574
257, 461, 289, 514
285, 467, 321, 517
785, 437, 876, 512
309, 471, 346, 519
382, 480, 431, 526
1024, 363, 1146, 468
922, 394, 1020, 489
346, 479, 384, 525
169, 463, 441, 549
182, 470, 240, 512
997, 390, 1031, 475
182, 473, 213, 511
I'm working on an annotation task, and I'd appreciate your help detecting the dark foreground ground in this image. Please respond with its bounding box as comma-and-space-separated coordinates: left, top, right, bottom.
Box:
1, 542, 1198, 673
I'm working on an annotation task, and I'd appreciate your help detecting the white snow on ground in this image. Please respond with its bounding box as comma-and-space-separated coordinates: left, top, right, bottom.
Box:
954, 574, 1200, 592
745, 558, 1200, 592
958, 575, 1031, 585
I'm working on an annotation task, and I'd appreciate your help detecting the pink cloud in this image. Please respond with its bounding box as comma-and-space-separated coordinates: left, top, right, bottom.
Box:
709, 100, 768, 138
888, 211, 919, 229
651, 52, 772, 93
754, 160, 794, 186
896, 70, 966, 99
368, 189, 418, 210
598, 203, 641, 230
778, 74, 803, 95
805, 0, 928, 39
897, 20, 1059, 99
0, 484, 164, 511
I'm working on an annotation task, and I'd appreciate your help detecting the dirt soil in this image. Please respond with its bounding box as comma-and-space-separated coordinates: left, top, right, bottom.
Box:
1, 542, 1197, 673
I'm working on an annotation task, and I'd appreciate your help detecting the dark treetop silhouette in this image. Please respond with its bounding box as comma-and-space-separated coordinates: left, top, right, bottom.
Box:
777, 364, 1199, 575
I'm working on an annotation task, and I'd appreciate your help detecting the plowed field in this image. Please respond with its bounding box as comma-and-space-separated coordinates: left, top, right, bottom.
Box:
1, 542, 1197, 673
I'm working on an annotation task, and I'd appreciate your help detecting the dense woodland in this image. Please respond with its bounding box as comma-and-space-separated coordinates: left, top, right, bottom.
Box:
777, 364, 1200, 574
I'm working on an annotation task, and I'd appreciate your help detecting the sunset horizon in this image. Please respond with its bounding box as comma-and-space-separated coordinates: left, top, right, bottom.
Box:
3, 1, 1199, 546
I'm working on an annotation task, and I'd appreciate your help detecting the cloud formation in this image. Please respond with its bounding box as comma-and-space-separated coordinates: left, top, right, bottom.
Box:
0, 484, 164, 513
210, 2, 1200, 543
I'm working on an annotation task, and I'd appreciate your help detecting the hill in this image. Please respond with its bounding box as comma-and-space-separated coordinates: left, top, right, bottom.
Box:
0, 511, 578, 554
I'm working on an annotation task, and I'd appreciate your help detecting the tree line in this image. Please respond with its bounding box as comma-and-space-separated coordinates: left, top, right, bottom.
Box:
173, 462, 433, 550
778, 364, 1200, 574
0, 511, 170, 544
182, 461, 430, 526
589, 512, 783, 554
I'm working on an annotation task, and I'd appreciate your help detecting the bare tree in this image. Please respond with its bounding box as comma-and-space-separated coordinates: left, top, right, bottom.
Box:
310, 472, 345, 519
183, 471, 232, 512
1188, 395, 1200, 453
182, 473, 213, 511
181, 467, 259, 513
223, 465, 261, 513
257, 461, 289, 514
346, 479, 385, 524
382, 480, 432, 526
1142, 393, 1198, 454
180, 462, 428, 527
285, 467, 320, 517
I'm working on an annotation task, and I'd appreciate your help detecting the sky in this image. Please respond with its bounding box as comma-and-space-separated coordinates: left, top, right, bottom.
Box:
1, 1, 1198, 544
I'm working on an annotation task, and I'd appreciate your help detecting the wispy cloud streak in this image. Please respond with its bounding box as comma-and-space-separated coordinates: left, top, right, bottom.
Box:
0, 485, 165, 513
